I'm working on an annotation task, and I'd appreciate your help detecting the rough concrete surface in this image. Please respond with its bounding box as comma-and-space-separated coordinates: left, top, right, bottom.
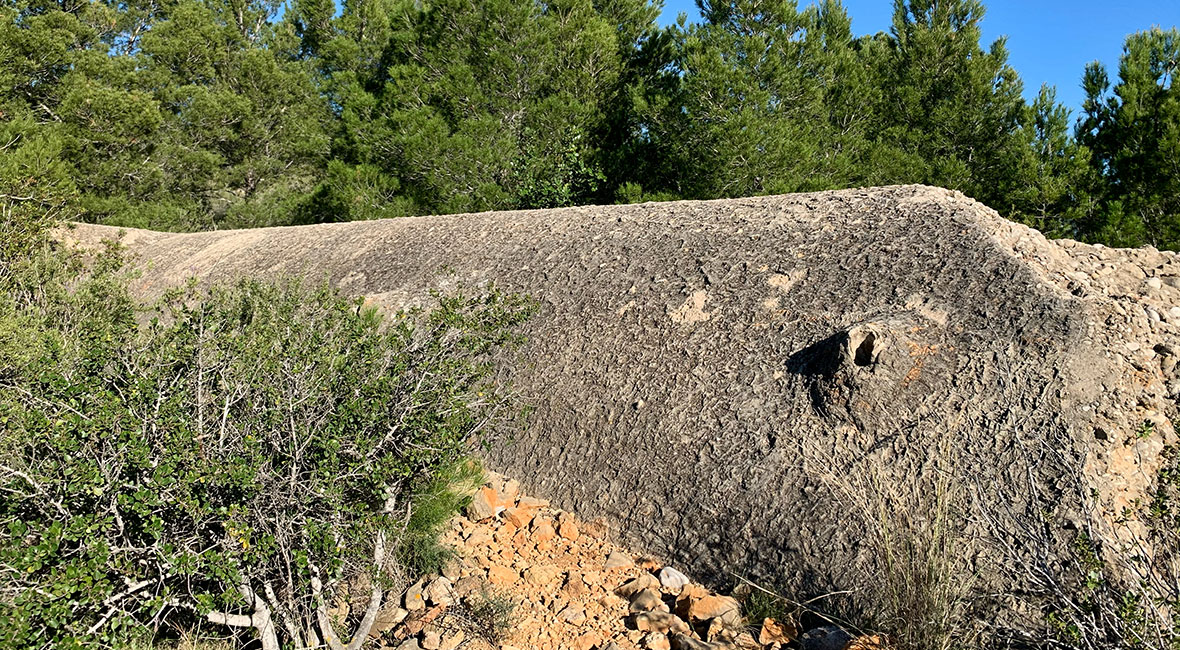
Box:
67, 185, 1180, 638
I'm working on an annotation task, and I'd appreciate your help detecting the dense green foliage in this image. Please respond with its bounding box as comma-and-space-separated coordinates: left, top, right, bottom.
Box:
0, 212, 534, 648
3, 0, 330, 230
3, 0, 1179, 246
1079, 28, 1180, 248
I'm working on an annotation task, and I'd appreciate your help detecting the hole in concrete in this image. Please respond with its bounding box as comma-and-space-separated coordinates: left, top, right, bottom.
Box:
853, 332, 877, 367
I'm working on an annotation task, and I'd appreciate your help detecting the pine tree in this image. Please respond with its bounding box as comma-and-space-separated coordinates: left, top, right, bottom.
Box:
1, 0, 331, 231
128, 0, 331, 229
1004, 85, 1097, 239
877, 0, 1028, 205
1078, 28, 1180, 248
641, 0, 843, 200
303, 0, 660, 221
1, 0, 100, 232
0, 0, 1168, 249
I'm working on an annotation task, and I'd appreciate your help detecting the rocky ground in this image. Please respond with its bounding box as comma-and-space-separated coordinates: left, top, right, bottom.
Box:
367, 473, 883, 650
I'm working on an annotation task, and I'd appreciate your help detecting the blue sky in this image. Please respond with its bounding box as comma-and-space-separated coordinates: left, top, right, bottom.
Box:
658, 0, 1180, 117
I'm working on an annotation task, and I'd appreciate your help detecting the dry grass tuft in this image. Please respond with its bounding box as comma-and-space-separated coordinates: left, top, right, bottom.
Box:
807, 431, 978, 650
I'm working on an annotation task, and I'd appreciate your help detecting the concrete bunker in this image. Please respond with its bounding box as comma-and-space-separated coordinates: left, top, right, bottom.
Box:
67, 185, 1180, 637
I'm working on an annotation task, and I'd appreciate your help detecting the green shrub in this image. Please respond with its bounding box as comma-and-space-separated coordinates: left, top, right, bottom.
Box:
0, 257, 534, 649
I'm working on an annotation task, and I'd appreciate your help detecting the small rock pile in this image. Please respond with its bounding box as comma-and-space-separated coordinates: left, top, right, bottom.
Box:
372, 474, 882, 650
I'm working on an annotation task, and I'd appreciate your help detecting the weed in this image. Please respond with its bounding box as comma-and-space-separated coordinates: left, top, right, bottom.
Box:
1138, 421, 1157, 440
808, 431, 976, 650
742, 589, 795, 626
1041, 445, 1180, 650
461, 588, 517, 644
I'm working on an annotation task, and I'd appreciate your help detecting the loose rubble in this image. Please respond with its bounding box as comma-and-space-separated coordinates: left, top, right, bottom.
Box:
372, 473, 881, 650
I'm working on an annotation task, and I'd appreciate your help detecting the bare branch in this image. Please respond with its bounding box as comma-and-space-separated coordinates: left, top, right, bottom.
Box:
206, 585, 280, 650
311, 565, 346, 650
345, 531, 387, 650
264, 580, 304, 646
85, 578, 159, 635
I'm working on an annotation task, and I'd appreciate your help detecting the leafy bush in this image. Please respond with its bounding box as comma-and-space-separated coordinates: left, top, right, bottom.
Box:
0, 252, 534, 649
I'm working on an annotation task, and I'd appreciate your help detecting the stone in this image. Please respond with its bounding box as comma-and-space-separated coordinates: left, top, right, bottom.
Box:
511, 529, 527, 553
396, 639, 422, 650
440, 631, 466, 650
404, 579, 427, 611
574, 633, 603, 650
499, 478, 521, 505
492, 526, 514, 545
758, 617, 797, 645
533, 519, 557, 543
643, 633, 671, 650
562, 573, 589, 598
453, 576, 481, 597
404, 606, 444, 636
669, 634, 712, 650
616, 573, 660, 597
658, 567, 691, 592
424, 577, 454, 607
96, 185, 1180, 632
800, 626, 853, 650
465, 530, 493, 548
580, 570, 603, 588
517, 496, 549, 509
504, 506, 538, 528
370, 604, 409, 636
673, 584, 709, 619
558, 519, 580, 541
604, 551, 633, 570
465, 486, 499, 521
421, 630, 441, 650
687, 595, 740, 625
703, 617, 730, 643
524, 565, 564, 585
633, 611, 691, 635
487, 566, 517, 586
629, 588, 664, 613
599, 593, 627, 609
558, 604, 587, 625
